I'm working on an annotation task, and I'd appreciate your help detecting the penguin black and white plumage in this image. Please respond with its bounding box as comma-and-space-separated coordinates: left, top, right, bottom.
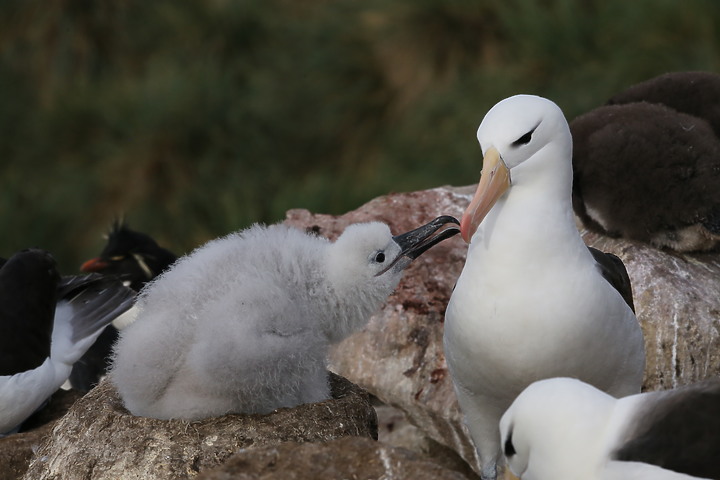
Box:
80, 220, 178, 291
570, 71, 720, 252
69, 222, 178, 392
0, 249, 134, 435
111, 217, 459, 420
500, 377, 720, 480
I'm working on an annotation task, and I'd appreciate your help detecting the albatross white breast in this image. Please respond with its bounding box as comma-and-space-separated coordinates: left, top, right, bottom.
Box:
444, 94, 645, 480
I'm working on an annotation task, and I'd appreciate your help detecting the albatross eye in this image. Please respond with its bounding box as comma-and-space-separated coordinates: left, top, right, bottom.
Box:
512, 131, 533, 147
504, 432, 516, 457
375, 252, 386, 263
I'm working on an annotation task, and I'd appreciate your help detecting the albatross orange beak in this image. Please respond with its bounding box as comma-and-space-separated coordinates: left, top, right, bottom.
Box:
460, 146, 511, 243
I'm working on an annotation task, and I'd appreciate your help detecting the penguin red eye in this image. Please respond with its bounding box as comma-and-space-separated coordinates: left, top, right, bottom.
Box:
375, 252, 386, 263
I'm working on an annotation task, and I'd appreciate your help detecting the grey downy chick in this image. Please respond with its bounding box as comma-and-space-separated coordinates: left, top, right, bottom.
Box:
110, 216, 459, 420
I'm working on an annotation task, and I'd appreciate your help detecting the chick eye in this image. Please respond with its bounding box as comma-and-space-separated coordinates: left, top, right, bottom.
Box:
375, 252, 386, 263
512, 131, 533, 147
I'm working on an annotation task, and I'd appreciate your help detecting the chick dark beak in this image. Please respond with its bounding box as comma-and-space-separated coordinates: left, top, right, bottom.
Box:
394, 215, 461, 259
376, 215, 460, 276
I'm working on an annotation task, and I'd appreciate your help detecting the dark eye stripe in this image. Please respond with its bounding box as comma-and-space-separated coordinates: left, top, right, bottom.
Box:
511, 123, 540, 147
504, 431, 516, 456
512, 131, 532, 146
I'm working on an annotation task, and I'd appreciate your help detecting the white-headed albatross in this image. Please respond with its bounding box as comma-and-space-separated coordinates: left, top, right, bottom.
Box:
444, 95, 646, 480
500, 377, 720, 480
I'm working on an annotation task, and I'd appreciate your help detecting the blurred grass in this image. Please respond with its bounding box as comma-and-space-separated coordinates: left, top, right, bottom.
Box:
0, 0, 718, 270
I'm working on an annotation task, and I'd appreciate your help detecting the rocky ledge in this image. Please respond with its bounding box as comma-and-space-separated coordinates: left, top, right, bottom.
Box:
5, 185, 718, 479
24, 373, 377, 480
285, 185, 720, 474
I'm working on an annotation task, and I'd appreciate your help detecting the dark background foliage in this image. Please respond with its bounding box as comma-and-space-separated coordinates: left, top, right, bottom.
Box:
1, 0, 719, 270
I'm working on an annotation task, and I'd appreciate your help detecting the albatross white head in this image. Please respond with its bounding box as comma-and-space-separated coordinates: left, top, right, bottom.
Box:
460, 95, 574, 243
499, 378, 617, 480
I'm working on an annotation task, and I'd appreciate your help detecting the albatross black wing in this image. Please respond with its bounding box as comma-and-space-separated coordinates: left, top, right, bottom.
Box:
0, 249, 59, 375
613, 378, 720, 479
57, 273, 135, 343
587, 247, 635, 313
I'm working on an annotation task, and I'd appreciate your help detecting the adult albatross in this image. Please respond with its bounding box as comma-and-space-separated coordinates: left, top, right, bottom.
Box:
444, 95, 645, 480
500, 377, 720, 480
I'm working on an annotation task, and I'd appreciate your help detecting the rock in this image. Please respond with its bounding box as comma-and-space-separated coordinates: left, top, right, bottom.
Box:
581, 228, 720, 390
374, 400, 479, 479
20, 185, 719, 480
285, 186, 480, 471
24, 373, 377, 480
0, 389, 83, 480
284, 185, 720, 475
195, 436, 471, 480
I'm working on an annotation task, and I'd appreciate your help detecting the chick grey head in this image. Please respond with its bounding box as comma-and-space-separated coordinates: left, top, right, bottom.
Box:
324, 215, 459, 342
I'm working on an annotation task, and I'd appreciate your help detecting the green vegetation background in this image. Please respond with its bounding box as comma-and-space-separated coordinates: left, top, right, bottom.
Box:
1, 0, 719, 270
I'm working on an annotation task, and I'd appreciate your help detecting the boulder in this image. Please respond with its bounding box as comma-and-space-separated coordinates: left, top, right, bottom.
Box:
19, 185, 719, 479
374, 401, 480, 479
580, 229, 720, 389
196, 436, 471, 480
24, 373, 377, 480
284, 185, 720, 475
